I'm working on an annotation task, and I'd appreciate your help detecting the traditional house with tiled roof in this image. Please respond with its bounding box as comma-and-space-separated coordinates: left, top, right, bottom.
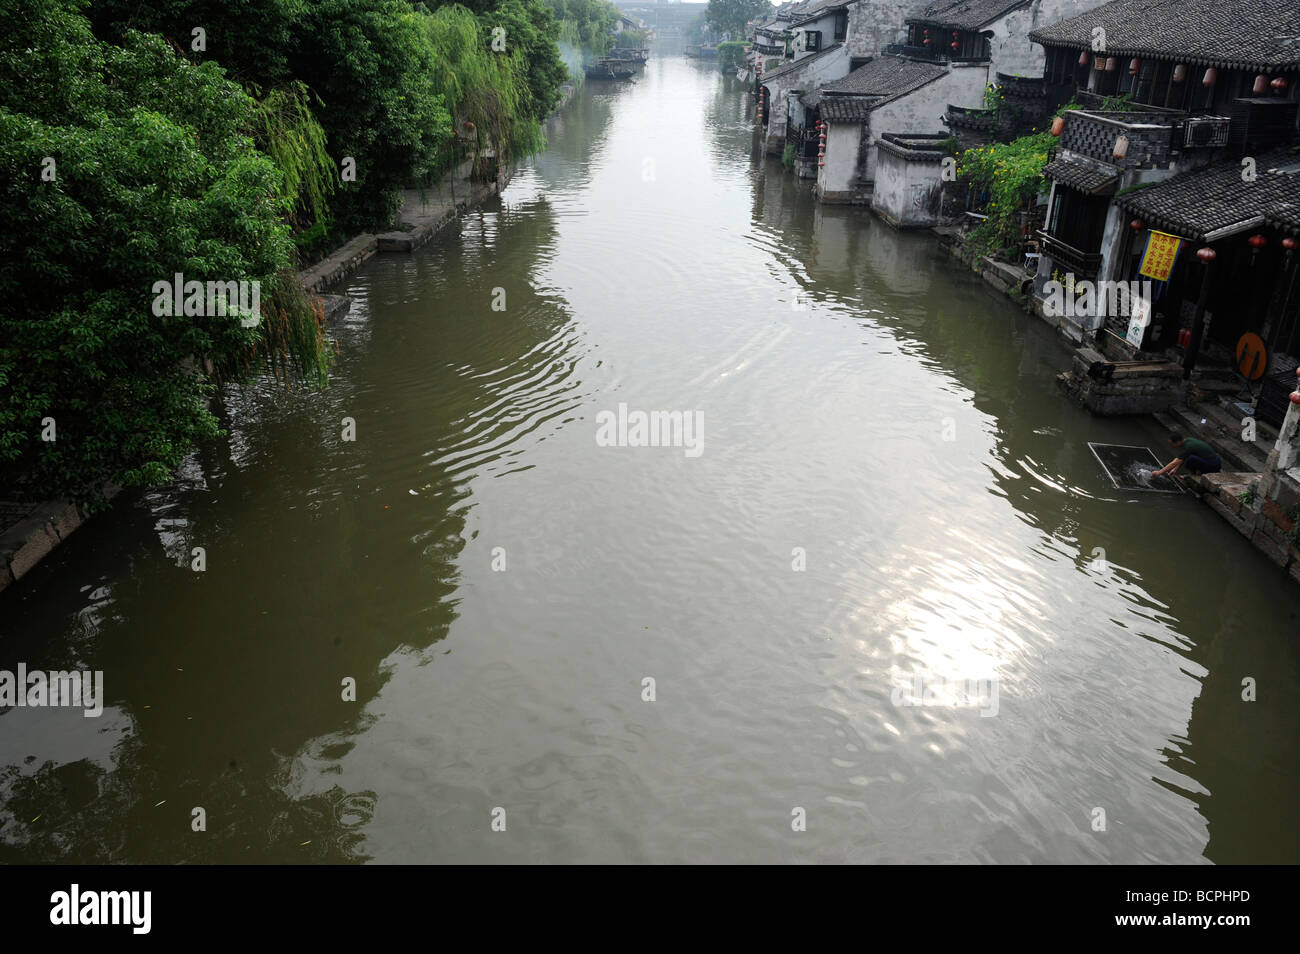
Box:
795, 0, 1109, 203
1102, 154, 1300, 422
754, 0, 945, 156
892, 1, 1112, 147
758, 42, 852, 154
1026, 0, 1300, 381
800, 56, 952, 201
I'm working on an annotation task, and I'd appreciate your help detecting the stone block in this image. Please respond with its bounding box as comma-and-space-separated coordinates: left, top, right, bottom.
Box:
1218, 489, 1242, 515
7, 521, 59, 580
1206, 495, 1254, 538
47, 501, 82, 540
1261, 498, 1295, 533
1252, 529, 1290, 568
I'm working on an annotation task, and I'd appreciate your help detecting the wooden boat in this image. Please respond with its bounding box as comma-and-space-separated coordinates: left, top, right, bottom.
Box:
585, 59, 636, 80
607, 48, 649, 65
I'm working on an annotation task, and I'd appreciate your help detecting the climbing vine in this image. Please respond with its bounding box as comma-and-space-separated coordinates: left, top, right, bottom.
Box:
957, 130, 1053, 259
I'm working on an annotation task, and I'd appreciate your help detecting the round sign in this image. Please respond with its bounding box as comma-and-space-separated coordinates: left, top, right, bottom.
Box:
1236, 332, 1268, 381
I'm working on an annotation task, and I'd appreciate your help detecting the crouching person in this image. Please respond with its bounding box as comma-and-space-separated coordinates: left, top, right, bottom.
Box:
1153, 431, 1222, 479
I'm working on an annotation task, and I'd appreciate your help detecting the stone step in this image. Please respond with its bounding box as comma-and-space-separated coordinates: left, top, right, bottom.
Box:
1154, 404, 1269, 473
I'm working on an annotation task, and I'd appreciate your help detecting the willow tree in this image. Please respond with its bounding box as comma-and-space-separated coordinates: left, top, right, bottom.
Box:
250, 81, 336, 255
425, 3, 547, 178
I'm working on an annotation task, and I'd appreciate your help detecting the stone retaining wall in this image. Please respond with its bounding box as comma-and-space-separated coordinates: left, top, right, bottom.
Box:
1184, 472, 1300, 585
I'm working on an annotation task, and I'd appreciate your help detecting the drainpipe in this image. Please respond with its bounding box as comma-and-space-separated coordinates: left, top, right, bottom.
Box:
1183, 246, 1216, 379
1259, 368, 1300, 501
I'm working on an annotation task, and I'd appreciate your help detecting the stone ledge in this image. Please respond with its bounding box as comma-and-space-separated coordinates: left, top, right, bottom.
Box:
1252, 528, 1290, 568
1206, 494, 1255, 539
300, 234, 379, 294
1, 498, 90, 592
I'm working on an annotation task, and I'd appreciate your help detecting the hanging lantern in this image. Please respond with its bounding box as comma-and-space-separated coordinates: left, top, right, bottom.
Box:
1050, 115, 1065, 136
923, 38, 931, 46
1254, 74, 1269, 94
1196, 247, 1217, 263
1078, 51, 1089, 67
1129, 58, 1141, 75
923, 28, 929, 36
952, 31, 958, 38
1131, 219, 1144, 231
1283, 237, 1299, 250
1272, 77, 1288, 92
1248, 234, 1268, 249
1105, 56, 1117, 72
951, 41, 959, 51
1113, 134, 1130, 159
1202, 67, 1217, 86
1173, 63, 1187, 82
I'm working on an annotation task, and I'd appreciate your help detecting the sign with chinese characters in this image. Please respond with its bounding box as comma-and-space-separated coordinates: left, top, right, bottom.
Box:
1139, 230, 1182, 282
1125, 292, 1151, 348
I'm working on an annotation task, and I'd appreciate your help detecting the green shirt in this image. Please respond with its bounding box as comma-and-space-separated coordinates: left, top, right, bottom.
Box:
1179, 438, 1216, 461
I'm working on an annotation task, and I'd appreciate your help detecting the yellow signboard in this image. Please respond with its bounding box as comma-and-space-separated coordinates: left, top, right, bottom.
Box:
1139, 230, 1182, 282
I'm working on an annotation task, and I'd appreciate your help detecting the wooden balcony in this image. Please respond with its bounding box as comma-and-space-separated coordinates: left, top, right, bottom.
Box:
1038, 230, 1102, 278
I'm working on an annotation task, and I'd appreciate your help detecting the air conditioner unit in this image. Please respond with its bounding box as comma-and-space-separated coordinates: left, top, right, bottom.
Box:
1228, 98, 1299, 154
1182, 116, 1230, 148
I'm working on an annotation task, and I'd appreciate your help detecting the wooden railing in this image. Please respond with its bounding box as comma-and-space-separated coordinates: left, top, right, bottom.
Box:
1038, 230, 1103, 278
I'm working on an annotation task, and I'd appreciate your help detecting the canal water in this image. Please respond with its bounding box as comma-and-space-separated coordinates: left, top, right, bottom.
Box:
2, 56, 1298, 864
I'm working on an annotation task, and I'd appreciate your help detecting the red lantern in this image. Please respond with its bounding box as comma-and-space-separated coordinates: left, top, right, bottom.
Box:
1197, 247, 1217, 263
951, 41, 959, 50
1248, 234, 1268, 249
1078, 51, 1089, 67
1050, 116, 1065, 136
1254, 74, 1269, 94
1129, 58, 1141, 75
1203, 67, 1217, 86
1173, 63, 1187, 82
1272, 77, 1288, 92
1283, 237, 1299, 250
923, 38, 930, 46
923, 28, 929, 36
1290, 391, 1300, 405
1130, 219, 1144, 231
952, 31, 958, 38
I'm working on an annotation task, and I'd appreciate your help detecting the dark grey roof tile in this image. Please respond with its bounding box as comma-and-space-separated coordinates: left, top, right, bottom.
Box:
1029, 0, 1300, 71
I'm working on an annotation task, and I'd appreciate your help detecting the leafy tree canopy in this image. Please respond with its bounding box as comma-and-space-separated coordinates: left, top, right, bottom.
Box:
705, 0, 771, 39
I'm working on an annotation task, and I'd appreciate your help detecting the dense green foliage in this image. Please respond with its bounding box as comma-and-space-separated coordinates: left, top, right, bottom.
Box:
426, 4, 544, 179
3, 0, 596, 501
716, 40, 747, 72
90, 0, 575, 233
0, 0, 325, 498
705, 0, 771, 39
957, 98, 1124, 259
958, 132, 1053, 259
